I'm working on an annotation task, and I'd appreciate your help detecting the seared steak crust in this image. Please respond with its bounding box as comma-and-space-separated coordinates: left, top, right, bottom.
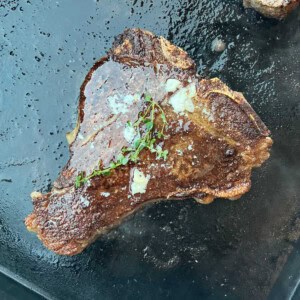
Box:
25, 29, 272, 255
243, 0, 299, 19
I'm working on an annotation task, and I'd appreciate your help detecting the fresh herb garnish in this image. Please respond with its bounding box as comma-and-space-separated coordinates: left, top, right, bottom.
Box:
75, 93, 168, 188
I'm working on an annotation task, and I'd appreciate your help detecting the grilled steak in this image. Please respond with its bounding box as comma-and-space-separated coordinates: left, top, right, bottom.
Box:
243, 0, 300, 19
25, 28, 272, 255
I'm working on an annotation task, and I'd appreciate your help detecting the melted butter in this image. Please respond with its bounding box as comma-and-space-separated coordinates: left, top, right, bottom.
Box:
169, 83, 196, 114
68, 59, 196, 179
131, 169, 150, 195
108, 93, 141, 115
107, 95, 129, 114
79, 195, 90, 208
100, 192, 110, 197
165, 78, 182, 92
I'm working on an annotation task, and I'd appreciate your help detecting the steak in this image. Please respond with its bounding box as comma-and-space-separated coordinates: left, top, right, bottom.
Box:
243, 0, 300, 19
25, 28, 272, 255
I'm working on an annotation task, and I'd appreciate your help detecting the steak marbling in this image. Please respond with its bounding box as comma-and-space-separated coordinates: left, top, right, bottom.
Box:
25, 29, 272, 255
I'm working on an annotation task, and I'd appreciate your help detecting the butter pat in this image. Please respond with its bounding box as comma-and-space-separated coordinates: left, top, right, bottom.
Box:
131, 169, 150, 195
169, 83, 196, 114
101, 192, 110, 197
108, 93, 140, 114
165, 78, 182, 92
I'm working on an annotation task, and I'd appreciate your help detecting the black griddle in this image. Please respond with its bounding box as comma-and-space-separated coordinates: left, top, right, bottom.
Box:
0, 0, 299, 299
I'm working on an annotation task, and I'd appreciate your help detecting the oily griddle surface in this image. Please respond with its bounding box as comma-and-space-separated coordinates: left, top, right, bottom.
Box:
0, 1, 299, 299
25, 28, 271, 256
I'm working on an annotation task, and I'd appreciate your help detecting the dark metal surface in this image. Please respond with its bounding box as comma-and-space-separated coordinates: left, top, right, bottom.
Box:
0, 0, 299, 299
0, 266, 47, 300
269, 239, 300, 300
0, 273, 42, 300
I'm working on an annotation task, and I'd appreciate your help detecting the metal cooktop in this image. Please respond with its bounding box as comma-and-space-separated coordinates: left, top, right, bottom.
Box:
0, 0, 299, 299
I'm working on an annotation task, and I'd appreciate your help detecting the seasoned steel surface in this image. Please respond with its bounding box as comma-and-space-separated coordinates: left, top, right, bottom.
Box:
0, 0, 299, 299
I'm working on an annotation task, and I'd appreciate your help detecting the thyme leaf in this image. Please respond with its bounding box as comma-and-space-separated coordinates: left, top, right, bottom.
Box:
75, 93, 169, 188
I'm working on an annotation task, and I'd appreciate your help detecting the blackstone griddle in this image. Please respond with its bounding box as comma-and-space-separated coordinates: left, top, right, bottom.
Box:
0, 0, 299, 299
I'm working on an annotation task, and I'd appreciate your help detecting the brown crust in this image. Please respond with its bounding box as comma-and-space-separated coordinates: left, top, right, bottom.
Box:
79, 56, 109, 124
243, 0, 300, 19
110, 28, 196, 72
25, 28, 273, 255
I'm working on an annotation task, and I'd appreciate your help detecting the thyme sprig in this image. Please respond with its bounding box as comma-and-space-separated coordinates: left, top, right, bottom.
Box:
75, 94, 168, 188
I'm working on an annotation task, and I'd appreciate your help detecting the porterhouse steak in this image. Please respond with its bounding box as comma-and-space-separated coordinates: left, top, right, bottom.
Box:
25, 28, 272, 255
243, 0, 300, 19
